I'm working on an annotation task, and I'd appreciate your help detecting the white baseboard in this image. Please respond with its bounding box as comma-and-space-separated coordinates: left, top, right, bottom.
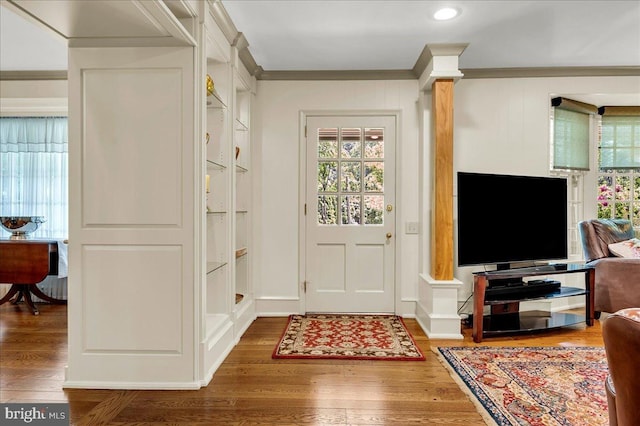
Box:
63, 378, 201, 390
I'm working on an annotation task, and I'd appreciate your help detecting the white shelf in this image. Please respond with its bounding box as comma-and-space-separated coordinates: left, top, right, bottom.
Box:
206, 261, 227, 274
200, 6, 254, 385
206, 159, 226, 170
207, 90, 226, 109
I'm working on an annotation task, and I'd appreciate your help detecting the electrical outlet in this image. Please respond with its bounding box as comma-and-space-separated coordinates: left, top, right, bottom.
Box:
405, 222, 419, 234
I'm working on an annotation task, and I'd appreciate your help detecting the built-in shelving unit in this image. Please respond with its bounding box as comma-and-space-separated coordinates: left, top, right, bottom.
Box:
231, 61, 252, 337
199, 2, 255, 385
45, 0, 255, 390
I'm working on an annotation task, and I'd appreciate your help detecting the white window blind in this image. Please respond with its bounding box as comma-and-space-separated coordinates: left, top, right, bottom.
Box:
553, 108, 590, 171
599, 115, 640, 170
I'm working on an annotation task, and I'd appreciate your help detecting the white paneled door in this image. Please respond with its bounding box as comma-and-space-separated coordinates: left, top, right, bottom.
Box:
305, 115, 396, 313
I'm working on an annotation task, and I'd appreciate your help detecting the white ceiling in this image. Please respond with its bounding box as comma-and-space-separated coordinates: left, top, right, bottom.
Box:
221, 0, 640, 71
1, 1, 639, 73
0, 5, 67, 71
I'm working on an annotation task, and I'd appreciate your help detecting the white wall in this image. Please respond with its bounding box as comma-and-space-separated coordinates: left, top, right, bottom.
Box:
0, 79, 67, 98
253, 79, 420, 315
453, 75, 640, 303
252, 75, 640, 315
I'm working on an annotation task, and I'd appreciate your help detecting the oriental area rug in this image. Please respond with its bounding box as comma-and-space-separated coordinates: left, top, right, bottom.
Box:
435, 346, 609, 426
272, 314, 425, 360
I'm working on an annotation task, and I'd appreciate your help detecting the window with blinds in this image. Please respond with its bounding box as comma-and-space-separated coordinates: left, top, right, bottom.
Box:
597, 112, 640, 227
599, 115, 640, 170
550, 97, 597, 171
553, 108, 590, 170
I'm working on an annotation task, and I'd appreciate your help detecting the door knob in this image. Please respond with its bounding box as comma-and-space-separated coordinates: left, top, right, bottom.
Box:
386, 232, 392, 239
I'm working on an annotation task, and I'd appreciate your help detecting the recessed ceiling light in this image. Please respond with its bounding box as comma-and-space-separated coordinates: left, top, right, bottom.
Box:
434, 7, 459, 21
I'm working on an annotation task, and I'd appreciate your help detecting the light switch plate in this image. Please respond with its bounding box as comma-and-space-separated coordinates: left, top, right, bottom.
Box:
405, 222, 419, 234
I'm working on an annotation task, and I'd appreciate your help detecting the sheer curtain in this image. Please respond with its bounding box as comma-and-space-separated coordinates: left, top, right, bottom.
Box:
0, 117, 68, 239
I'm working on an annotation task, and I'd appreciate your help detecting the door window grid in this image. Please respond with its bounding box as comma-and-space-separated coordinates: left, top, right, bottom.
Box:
317, 127, 384, 225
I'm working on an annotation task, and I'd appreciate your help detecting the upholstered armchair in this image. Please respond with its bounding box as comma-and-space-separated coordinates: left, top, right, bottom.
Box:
603, 308, 640, 426
578, 219, 640, 316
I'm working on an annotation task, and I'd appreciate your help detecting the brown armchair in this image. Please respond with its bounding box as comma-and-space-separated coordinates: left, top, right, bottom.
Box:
578, 219, 640, 316
603, 308, 640, 426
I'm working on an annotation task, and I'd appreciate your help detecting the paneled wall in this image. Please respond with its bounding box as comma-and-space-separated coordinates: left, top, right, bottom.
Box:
253, 80, 420, 316
66, 47, 198, 388
252, 76, 640, 316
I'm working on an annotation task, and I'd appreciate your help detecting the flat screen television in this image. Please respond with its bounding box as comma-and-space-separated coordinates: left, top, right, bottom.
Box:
457, 172, 568, 274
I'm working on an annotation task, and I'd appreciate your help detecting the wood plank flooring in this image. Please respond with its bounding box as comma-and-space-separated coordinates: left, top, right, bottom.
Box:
0, 303, 605, 425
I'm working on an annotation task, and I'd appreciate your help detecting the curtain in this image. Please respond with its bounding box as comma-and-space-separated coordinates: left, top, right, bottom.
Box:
0, 117, 68, 239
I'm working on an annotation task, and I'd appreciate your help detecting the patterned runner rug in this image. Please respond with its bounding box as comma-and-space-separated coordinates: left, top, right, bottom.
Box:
273, 314, 425, 360
435, 346, 609, 426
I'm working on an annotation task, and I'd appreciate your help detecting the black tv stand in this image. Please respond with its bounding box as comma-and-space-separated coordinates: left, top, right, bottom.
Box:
488, 262, 536, 287
485, 279, 561, 299
472, 263, 595, 343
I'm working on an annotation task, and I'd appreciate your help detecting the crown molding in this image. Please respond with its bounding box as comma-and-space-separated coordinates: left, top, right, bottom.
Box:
0, 66, 635, 83
460, 66, 640, 79
0, 71, 68, 81
255, 70, 416, 81
412, 45, 433, 79
208, 0, 239, 46
255, 66, 640, 81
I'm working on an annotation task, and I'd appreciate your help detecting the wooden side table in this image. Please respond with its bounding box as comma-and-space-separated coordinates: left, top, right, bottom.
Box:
0, 239, 66, 315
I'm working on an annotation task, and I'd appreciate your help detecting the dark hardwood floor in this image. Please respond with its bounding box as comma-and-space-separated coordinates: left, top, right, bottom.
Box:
0, 303, 605, 425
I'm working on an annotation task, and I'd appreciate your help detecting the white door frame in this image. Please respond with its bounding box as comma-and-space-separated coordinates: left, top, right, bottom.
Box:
298, 109, 402, 314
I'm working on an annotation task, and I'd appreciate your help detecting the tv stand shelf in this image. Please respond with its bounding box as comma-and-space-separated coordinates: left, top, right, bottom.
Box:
472, 263, 595, 343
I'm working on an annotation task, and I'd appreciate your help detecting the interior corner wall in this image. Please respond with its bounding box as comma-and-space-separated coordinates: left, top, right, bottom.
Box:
253, 79, 420, 315
453, 75, 640, 305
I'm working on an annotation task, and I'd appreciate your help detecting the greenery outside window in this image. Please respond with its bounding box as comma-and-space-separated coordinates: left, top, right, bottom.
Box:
596, 112, 640, 227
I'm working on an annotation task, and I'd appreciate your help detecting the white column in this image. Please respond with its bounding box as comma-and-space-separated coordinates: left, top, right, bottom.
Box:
415, 45, 466, 339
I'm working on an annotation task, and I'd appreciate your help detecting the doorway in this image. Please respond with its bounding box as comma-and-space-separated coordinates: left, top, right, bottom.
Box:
304, 114, 397, 313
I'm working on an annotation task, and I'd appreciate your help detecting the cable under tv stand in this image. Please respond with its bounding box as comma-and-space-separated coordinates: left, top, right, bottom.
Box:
471, 263, 595, 343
